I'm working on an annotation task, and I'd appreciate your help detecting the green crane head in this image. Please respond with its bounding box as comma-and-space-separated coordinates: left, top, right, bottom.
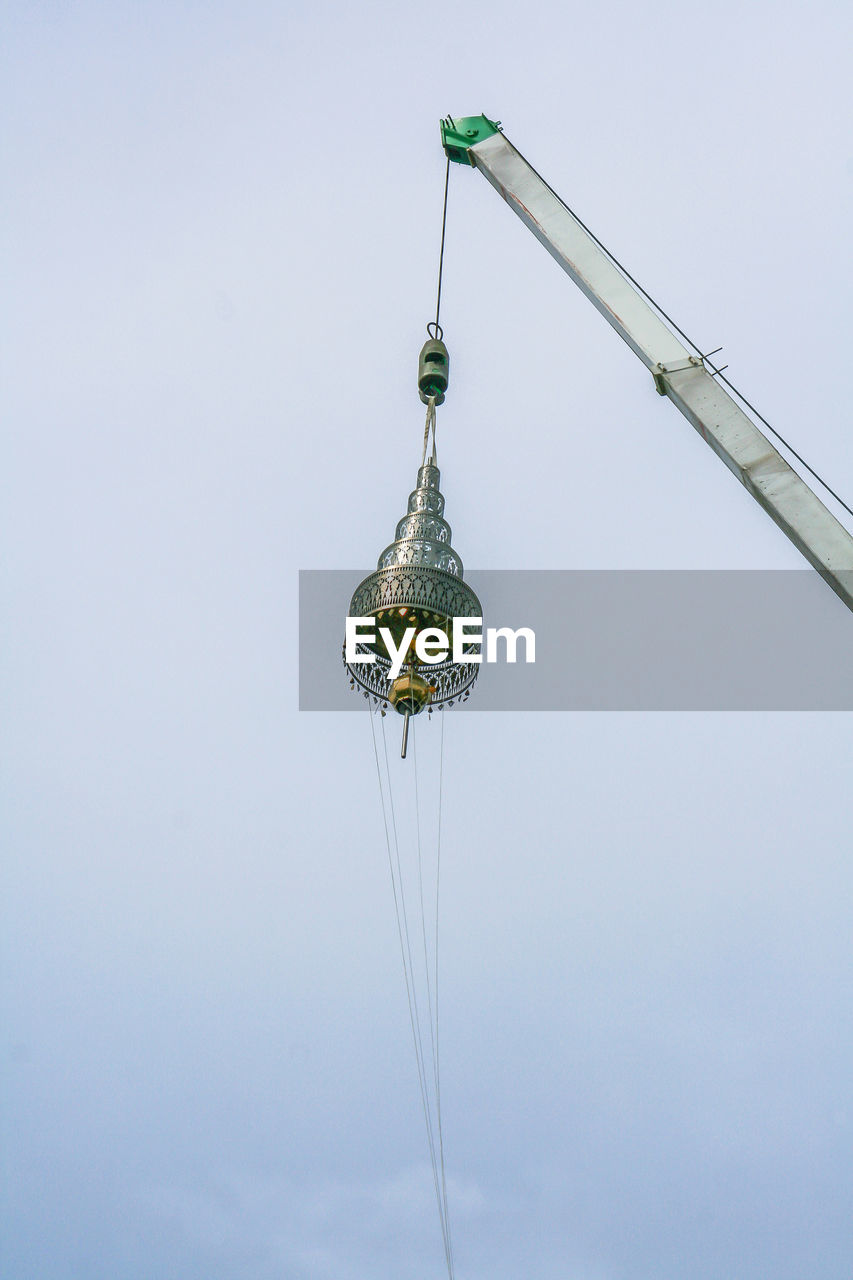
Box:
440, 114, 501, 165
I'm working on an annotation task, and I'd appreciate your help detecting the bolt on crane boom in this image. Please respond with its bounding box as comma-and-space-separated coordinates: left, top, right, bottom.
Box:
441, 115, 853, 614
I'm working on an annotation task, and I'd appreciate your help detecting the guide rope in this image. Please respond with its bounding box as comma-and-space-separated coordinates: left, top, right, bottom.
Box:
433, 708, 452, 1270
368, 703, 434, 1174
368, 702, 454, 1279
413, 714, 454, 1276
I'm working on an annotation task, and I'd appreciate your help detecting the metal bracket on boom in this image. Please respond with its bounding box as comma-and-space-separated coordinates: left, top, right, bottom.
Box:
652, 355, 704, 395
441, 114, 502, 165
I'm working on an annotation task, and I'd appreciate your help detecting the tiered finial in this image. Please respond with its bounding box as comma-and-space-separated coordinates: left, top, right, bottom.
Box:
344, 339, 481, 753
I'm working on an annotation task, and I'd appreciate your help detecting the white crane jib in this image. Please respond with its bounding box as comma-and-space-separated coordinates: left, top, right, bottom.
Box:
441, 116, 853, 615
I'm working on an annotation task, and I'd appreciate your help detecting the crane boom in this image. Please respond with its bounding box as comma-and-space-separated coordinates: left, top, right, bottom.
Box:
442, 117, 853, 613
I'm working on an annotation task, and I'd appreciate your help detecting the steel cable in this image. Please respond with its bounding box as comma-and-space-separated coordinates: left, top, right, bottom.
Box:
433, 156, 451, 337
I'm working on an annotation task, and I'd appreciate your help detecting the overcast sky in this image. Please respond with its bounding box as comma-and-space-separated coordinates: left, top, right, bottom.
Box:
3, 1, 852, 1278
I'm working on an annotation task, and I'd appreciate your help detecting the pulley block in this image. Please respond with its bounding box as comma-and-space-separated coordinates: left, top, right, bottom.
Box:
418, 338, 450, 405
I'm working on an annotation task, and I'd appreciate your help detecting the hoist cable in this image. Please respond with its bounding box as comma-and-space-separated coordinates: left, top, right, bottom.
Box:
505, 136, 853, 525
432, 156, 451, 338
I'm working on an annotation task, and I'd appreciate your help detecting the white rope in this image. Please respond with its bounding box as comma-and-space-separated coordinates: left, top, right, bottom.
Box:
434, 708, 453, 1272
367, 700, 454, 1280
368, 706, 437, 1174
380, 710, 440, 1168
413, 717, 454, 1277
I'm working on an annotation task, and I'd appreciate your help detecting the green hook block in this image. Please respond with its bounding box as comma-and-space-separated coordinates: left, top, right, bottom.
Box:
418, 338, 449, 405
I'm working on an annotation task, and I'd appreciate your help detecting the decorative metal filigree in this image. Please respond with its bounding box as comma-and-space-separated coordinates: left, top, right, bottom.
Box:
376, 464, 462, 576
348, 564, 479, 620
343, 638, 479, 708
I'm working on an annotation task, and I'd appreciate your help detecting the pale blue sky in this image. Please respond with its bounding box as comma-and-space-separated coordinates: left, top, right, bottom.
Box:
3, 1, 852, 1277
